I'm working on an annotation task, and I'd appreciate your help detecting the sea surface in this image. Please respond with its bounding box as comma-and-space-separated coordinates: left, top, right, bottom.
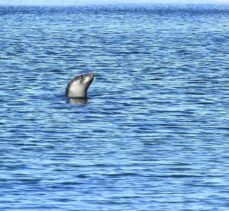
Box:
0, 4, 229, 210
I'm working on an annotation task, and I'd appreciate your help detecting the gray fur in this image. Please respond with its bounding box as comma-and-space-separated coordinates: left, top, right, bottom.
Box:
66, 72, 94, 98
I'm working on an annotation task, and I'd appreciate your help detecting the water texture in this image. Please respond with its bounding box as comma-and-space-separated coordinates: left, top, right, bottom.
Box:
0, 5, 229, 210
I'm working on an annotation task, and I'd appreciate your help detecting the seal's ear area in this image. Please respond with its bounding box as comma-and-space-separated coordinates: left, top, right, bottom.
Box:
74, 75, 83, 81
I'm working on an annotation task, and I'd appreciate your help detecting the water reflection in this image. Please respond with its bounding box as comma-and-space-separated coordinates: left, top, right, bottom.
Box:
67, 98, 88, 105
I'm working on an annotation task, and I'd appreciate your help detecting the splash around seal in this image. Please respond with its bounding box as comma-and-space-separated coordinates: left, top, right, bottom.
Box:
65, 72, 94, 98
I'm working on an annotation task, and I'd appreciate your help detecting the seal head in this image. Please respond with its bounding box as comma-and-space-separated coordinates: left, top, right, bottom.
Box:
66, 72, 94, 98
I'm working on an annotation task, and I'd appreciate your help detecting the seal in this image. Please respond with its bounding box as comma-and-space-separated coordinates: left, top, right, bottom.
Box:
66, 72, 94, 98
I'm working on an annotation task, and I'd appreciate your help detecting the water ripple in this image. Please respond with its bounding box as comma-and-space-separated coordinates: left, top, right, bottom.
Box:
0, 5, 229, 211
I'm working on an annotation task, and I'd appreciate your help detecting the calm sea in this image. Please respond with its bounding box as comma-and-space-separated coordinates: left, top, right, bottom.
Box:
0, 4, 229, 210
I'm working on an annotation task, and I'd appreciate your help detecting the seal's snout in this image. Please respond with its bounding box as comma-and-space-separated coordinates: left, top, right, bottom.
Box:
66, 72, 94, 98
86, 72, 94, 78
83, 72, 94, 85
89, 72, 94, 77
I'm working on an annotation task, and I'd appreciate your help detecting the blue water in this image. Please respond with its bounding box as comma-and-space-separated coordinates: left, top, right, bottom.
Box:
0, 4, 229, 210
